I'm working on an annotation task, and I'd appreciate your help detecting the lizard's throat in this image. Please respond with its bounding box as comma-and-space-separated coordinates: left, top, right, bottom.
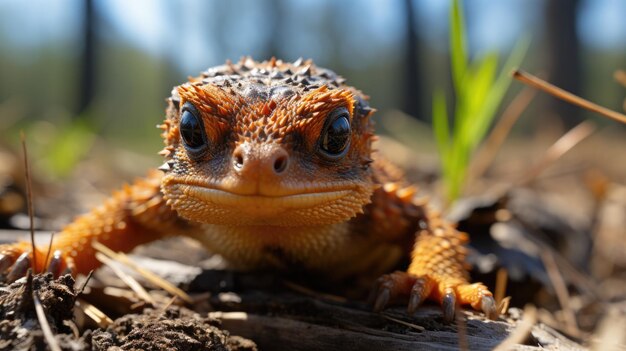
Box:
161, 181, 373, 226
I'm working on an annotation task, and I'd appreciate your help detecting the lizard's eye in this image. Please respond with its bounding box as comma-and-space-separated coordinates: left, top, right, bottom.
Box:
320, 107, 351, 158
180, 102, 208, 154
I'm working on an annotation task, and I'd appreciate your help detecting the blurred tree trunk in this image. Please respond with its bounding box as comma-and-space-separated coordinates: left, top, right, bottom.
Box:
163, 1, 183, 89
403, 0, 423, 120
78, 0, 96, 117
209, 2, 229, 61
545, 0, 582, 128
264, 0, 285, 59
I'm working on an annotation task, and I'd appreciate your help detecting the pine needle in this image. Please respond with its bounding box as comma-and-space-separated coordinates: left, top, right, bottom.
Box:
283, 280, 347, 303
95, 252, 156, 305
494, 305, 537, 351
541, 249, 581, 338
91, 241, 193, 304
76, 270, 94, 296
76, 299, 113, 328
33, 291, 62, 351
517, 121, 595, 185
513, 69, 626, 124
381, 315, 426, 332
494, 267, 508, 307
154, 296, 179, 320
455, 311, 469, 351
20, 132, 37, 272
470, 87, 536, 180
42, 233, 55, 274
497, 297, 511, 315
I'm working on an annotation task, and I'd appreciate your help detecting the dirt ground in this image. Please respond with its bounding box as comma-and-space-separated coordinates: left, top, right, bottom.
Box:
0, 272, 257, 351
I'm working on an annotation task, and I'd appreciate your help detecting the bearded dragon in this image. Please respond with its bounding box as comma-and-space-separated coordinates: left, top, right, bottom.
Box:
0, 58, 496, 322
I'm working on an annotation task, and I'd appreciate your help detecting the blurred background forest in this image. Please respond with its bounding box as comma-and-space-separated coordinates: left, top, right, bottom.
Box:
0, 0, 625, 183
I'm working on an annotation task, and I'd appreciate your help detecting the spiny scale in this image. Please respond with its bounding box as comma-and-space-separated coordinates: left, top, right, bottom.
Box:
170, 57, 349, 106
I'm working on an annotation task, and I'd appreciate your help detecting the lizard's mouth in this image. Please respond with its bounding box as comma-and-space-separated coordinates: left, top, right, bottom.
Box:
161, 175, 374, 226
184, 185, 352, 211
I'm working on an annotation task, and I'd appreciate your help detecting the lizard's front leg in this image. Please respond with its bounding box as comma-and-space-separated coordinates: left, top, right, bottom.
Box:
371, 204, 498, 322
0, 170, 187, 279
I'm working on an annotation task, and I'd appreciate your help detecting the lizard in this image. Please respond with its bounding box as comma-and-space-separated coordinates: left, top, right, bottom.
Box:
0, 57, 497, 322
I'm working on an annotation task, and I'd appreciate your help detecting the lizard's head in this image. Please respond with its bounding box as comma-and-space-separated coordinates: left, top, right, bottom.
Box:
159, 58, 376, 226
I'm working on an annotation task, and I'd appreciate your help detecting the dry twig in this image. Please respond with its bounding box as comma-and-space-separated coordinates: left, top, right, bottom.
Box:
494, 305, 537, 351
513, 69, 626, 124
494, 268, 508, 307
76, 299, 113, 328
33, 291, 62, 351
95, 252, 156, 305
470, 87, 536, 180
497, 297, 511, 316
154, 296, 179, 319
541, 249, 581, 338
92, 241, 193, 303
517, 121, 595, 185
381, 315, 426, 332
283, 280, 347, 304
456, 311, 469, 351
20, 132, 37, 272
42, 233, 55, 272
76, 270, 94, 296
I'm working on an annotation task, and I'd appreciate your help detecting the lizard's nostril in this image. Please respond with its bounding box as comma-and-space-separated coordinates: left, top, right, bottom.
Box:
232, 143, 288, 175
233, 149, 244, 169
273, 154, 288, 174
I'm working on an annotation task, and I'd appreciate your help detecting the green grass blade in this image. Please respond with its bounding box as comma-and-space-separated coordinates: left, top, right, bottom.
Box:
432, 89, 450, 156
465, 52, 499, 122
433, 90, 455, 201
469, 36, 530, 149
450, 0, 468, 94
42, 120, 96, 178
434, 0, 529, 204
456, 51, 499, 150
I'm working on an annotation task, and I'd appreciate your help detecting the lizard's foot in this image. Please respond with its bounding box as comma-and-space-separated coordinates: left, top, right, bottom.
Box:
370, 270, 498, 322
0, 243, 73, 281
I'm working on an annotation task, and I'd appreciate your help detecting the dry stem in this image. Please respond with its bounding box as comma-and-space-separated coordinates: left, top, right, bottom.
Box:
20, 132, 37, 272
92, 241, 193, 303
541, 249, 581, 338
517, 121, 595, 185
470, 87, 536, 180
33, 291, 62, 351
513, 69, 626, 124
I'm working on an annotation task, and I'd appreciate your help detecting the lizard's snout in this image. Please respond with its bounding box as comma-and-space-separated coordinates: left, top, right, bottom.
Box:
232, 142, 290, 179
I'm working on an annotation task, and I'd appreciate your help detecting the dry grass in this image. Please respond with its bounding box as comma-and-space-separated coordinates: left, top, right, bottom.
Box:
513, 69, 626, 124
92, 241, 193, 304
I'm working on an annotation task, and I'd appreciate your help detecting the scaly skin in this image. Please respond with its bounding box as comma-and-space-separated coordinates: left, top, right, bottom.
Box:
0, 58, 496, 321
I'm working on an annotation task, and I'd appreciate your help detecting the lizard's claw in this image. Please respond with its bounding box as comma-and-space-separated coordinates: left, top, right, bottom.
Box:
441, 288, 456, 322
370, 270, 498, 322
370, 271, 414, 312
480, 294, 498, 320
0, 253, 12, 272
0, 244, 71, 281
47, 250, 64, 276
1, 243, 32, 281
6, 252, 31, 282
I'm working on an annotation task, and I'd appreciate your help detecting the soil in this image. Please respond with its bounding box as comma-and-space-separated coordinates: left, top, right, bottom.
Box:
0, 265, 584, 351
0, 273, 77, 350
0, 272, 257, 351
88, 307, 256, 351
